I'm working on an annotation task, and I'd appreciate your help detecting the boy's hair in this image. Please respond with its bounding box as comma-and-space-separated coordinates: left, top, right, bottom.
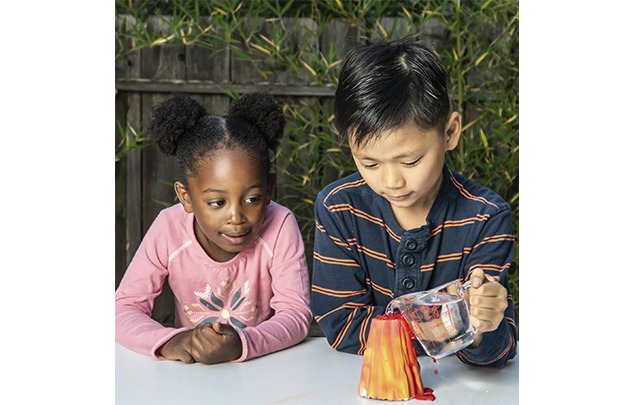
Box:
334, 37, 451, 147
150, 92, 285, 183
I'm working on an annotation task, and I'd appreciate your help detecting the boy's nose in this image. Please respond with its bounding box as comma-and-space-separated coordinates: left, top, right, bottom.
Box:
382, 167, 405, 189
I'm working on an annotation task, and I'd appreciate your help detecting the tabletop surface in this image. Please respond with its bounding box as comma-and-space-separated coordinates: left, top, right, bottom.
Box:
116, 337, 518, 405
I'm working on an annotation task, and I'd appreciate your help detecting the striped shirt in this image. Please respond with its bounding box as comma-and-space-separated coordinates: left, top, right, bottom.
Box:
311, 164, 517, 367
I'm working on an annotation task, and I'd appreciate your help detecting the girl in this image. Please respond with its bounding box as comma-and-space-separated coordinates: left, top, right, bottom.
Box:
115, 92, 312, 364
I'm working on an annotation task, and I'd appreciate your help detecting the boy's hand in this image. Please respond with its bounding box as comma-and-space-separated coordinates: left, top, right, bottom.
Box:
466, 268, 508, 348
157, 330, 195, 363
189, 322, 243, 365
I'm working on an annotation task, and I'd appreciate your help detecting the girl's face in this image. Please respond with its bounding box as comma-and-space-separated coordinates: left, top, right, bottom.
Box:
175, 147, 271, 262
349, 114, 461, 230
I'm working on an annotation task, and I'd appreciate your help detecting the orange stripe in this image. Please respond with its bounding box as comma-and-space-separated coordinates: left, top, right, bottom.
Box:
436, 252, 463, 263
358, 307, 373, 355
313, 252, 361, 267
419, 263, 435, 272
428, 214, 492, 237
328, 235, 352, 249
461, 234, 515, 255
326, 203, 401, 242
370, 281, 394, 298
332, 310, 355, 349
315, 222, 354, 250
311, 284, 367, 298
328, 204, 383, 225
323, 178, 366, 203
332, 303, 368, 349
470, 234, 515, 251
448, 170, 499, 209
338, 238, 396, 268
466, 263, 510, 278
355, 244, 393, 265
315, 302, 366, 323
423, 233, 515, 266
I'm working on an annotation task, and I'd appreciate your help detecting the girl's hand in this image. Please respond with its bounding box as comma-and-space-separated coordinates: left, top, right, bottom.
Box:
157, 330, 195, 363
466, 268, 508, 348
189, 322, 243, 365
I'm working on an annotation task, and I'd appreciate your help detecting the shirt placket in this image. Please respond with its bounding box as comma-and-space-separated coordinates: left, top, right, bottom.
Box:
393, 228, 429, 297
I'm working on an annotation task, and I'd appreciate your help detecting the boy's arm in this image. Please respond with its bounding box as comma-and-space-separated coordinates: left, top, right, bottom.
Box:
456, 207, 518, 367
311, 198, 383, 355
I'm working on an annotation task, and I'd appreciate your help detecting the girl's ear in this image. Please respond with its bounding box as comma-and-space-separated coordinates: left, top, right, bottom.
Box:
174, 181, 193, 213
444, 112, 462, 152
265, 173, 275, 206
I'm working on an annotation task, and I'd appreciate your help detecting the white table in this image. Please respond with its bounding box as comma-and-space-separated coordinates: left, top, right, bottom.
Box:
116, 337, 518, 404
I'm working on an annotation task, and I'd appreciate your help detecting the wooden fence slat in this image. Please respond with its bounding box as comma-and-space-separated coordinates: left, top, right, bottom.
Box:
320, 18, 361, 62
115, 79, 336, 97
185, 17, 230, 82
138, 15, 187, 322
116, 15, 143, 288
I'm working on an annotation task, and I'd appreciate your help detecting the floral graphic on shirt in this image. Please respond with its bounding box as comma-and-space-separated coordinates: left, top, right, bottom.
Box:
183, 278, 258, 329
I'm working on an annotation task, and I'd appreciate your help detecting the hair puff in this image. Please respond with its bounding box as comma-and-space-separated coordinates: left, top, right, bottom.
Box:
227, 92, 285, 150
150, 93, 209, 156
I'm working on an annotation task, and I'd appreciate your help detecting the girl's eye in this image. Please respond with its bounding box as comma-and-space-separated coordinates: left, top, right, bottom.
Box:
208, 200, 225, 208
402, 157, 422, 167
245, 196, 261, 204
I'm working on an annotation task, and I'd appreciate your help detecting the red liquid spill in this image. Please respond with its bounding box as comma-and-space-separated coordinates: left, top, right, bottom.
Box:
376, 313, 406, 321
378, 312, 418, 340
433, 369, 438, 374
415, 388, 436, 401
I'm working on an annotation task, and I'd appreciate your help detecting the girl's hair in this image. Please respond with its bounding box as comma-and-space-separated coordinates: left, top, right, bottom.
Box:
149, 92, 285, 183
334, 37, 451, 147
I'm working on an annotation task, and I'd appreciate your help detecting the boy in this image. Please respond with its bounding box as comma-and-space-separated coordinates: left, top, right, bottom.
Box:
311, 37, 517, 367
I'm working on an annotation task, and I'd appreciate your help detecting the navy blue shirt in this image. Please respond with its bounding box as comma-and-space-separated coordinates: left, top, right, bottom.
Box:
311, 164, 517, 367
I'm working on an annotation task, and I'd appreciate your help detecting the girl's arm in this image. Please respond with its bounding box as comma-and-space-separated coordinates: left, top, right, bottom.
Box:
115, 210, 190, 358
231, 209, 313, 362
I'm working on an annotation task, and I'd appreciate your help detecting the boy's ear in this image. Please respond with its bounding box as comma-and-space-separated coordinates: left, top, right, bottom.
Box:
174, 181, 193, 213
444, 112, 462, 151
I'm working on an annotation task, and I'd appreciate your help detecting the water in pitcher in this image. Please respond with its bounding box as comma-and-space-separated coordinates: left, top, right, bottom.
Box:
387, 291, 475, 359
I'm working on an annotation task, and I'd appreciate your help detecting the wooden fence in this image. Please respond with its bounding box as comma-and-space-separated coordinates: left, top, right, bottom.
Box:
115, 15, 454, 324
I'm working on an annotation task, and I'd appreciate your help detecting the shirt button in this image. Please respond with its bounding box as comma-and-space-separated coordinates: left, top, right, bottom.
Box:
402, 277, 415, 290
402, 253, 415, 266
405, 239, 417, 250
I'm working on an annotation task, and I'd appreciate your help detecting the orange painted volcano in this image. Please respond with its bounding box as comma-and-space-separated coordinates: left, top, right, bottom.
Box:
358, 313, 435, 401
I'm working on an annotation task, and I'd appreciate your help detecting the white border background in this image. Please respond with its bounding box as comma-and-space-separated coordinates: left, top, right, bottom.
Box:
3, 1, 635, 403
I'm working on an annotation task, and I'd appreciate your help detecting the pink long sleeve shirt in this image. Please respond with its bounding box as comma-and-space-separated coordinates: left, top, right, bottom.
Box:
115, 201, 312, 362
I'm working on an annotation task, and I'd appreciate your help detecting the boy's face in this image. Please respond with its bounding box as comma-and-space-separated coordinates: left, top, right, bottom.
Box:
349, 114, 461, 228
174, 147, 271, 262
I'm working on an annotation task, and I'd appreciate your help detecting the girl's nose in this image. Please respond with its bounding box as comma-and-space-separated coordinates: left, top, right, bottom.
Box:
227, 204, 246, 224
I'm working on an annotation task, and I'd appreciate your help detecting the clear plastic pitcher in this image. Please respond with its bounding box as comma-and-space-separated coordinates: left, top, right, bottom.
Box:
386, 279, 475, 359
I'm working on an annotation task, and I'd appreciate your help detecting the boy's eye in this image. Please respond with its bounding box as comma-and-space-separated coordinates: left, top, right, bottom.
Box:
208, 200, 225, 208
402, 157, 422, 167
